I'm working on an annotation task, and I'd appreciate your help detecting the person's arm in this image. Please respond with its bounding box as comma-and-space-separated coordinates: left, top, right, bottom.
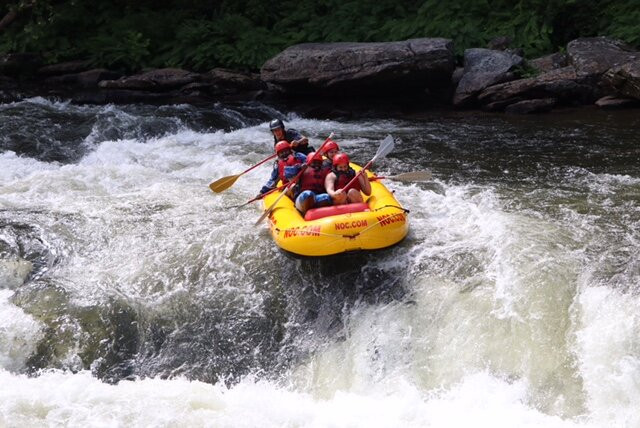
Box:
292, 136, 309, 148
288, 129, 310, 150
325, 172, 346, 203
259, 163, 279, 195
359, 172, 372, 196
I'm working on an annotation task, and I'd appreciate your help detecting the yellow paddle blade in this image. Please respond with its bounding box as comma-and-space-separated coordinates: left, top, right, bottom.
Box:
209, 174, 240, 193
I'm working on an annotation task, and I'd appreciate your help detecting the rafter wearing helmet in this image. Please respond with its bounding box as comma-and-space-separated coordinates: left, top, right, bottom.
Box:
292, 151, 333, 215
257, 140, 307, 198
325, 153, 371, 205
268, 118, 314, 155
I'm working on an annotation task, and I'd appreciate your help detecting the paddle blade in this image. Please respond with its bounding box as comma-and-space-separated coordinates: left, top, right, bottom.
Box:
373, 135, 395, 162
209, 174, 240, 193
389, 170, 433, 182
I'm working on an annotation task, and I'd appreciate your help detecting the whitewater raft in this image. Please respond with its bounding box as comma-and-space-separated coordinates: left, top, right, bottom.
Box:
261, 163, 409, 256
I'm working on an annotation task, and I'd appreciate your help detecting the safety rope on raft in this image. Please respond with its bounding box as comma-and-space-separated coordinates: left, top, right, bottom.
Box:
272, 206, 410, 240
351, 206, 410, 238
374, 204, 410, 214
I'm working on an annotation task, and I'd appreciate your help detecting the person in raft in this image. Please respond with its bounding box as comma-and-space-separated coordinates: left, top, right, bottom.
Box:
293, 151, 333, 215
269, 119, 314, 155
321, 139, 340, 169
258, 140, 307, 197
325, 153, 371, 205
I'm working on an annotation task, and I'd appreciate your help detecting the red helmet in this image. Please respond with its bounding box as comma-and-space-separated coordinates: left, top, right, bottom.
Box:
275, 140, 291, 154
332, 153, 350, 166
324, 140, 339, 152
306, 151, 323, 163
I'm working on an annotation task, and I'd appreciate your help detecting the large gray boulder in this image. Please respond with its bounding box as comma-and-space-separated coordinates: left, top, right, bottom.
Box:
604, 59, 640, 100
453, 48, 523, 106
38, 60, 92, 76
476, 37, 640, 111
477, 66, 595, 110
99, 68, 199, 91
260, 38, 454, 95
201, 68, 265, 92
567, 37, 639, 80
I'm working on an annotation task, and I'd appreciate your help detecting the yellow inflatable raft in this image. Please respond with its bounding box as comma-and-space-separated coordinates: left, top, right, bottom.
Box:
261, 163, 409, 256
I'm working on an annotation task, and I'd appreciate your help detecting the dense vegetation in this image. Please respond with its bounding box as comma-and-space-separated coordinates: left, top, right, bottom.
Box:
1, 0, 639, 73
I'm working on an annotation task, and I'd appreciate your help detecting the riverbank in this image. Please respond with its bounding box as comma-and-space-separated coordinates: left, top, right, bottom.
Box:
1, 36, 639, 119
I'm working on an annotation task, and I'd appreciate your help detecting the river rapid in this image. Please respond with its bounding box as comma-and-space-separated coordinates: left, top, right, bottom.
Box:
1, 97, 639, 427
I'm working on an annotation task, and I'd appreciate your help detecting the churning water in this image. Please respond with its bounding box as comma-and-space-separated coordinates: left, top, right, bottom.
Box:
1, 97, 639, 427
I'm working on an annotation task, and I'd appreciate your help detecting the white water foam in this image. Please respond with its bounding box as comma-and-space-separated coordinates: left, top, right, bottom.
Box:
1, 111, 638, 426
574, 286, 640, 427
0, 367, 592, 428
0, 290, 44, 372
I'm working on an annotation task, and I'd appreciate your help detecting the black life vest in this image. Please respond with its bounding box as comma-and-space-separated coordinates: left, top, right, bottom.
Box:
333, 167, 361, 192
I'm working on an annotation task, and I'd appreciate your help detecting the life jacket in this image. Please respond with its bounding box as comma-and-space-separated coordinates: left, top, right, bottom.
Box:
299, 165, 330, 194
278, 155, 303, 184
333, 167, 361, 192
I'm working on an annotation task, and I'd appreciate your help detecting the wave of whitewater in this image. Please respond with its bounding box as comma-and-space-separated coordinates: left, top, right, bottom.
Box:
1, 98, 640, 427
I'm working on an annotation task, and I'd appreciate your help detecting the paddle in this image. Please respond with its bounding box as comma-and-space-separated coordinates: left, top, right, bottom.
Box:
225, 181, 289, 209
254, 132, 335, 226
209, 153, 277, 193
341, 135, 395, 191
371, 170, 433, 182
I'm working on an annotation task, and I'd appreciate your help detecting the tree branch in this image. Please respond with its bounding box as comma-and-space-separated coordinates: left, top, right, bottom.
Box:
0, 9, 18, 33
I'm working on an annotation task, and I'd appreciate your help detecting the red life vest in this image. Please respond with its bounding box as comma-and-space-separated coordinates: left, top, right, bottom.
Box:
278, 155, 303, 184
334, 167, 361, 192
300, 165, 330, 194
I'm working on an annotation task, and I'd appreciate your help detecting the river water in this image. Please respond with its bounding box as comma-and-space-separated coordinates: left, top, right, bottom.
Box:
1, 97, 639, 427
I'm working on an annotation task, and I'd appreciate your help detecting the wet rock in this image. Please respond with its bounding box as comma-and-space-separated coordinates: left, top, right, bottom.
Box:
505, 98, 556, 114
451, 67, 464, 87
604, 59, 640, 100
567, 37, 640, 80
37, 60, 92, 76
0, 53, 42, 77
201, 68, 265, 93
261, 38, 454, 96
595, 95, 639, 109
99, 68, 199, 91
482, 97, 525, 112
478, 66, 595, 110
453, 48, 523, 107
528, 52, 568, 73
44, 69, 121, 88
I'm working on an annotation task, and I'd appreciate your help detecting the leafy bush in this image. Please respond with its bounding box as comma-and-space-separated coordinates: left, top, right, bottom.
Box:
0, 0, 638, 72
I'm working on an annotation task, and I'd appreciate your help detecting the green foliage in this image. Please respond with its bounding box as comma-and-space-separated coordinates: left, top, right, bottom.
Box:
160, 15, 287, 71
603, 1, 640, 47
88, 31, 151, 72
0, 0, 639, 72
